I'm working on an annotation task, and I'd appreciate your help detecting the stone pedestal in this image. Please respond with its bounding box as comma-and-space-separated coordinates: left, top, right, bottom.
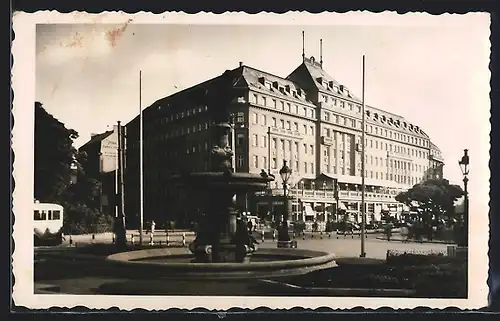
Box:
277, 240, 297, 249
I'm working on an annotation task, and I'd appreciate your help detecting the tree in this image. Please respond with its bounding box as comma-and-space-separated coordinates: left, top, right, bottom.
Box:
34, 102, 78, 202
35, 102, 113, 235
396, 179, 464, 239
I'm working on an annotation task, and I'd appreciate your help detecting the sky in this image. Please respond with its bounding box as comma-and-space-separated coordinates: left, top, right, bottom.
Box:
35, 13, 491, 216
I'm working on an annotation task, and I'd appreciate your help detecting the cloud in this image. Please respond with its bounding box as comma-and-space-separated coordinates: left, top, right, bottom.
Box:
37, 28, 115, 66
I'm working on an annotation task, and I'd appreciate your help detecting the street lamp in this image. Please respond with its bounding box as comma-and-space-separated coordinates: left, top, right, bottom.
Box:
278, 160, 292, 246
458, 149, 469, 247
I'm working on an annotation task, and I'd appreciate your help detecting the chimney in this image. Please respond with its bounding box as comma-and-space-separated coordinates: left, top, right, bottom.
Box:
239, 61, 243, 67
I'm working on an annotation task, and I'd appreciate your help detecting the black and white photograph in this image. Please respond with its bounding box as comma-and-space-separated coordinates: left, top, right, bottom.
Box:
12, 12, 490, 309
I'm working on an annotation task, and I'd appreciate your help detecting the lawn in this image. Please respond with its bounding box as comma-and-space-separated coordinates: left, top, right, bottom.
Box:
284, 254, 467, 298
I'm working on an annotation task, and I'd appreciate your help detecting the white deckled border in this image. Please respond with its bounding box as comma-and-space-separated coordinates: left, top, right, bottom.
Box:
12, 10, 489, 310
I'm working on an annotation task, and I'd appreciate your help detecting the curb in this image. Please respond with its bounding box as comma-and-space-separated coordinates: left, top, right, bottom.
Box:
257, 279, 417, 297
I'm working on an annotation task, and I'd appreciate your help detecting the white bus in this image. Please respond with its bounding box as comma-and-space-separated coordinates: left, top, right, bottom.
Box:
34, 202, 64, 246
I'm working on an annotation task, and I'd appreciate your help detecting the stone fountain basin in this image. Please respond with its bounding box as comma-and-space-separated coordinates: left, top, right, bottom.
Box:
105, 247, 337, 280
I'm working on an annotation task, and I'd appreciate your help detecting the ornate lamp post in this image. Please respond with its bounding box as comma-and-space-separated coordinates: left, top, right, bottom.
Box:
278, 160, 293, 247
458, 149, 469, 247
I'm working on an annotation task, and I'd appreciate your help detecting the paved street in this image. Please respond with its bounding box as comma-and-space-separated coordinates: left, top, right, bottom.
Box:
59, 230, 449, 260
34, 230, 450, 295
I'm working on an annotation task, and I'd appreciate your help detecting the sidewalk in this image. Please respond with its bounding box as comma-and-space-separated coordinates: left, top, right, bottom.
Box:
376, 235, 455, 245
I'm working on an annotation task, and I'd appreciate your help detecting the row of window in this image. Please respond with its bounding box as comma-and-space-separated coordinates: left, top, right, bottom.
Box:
364, 123, 428, 148
251, 93, 316, 119
147, 104, 209, 130
252, 112, 316, 135
34, 210, 61, 221
322, 112, 360, 129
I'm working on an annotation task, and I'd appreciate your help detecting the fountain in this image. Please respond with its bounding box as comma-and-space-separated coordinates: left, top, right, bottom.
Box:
103, 71, 337, 286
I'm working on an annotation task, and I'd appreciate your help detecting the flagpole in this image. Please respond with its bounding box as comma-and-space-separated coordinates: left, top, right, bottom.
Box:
139, 70, 144, 245
360, 55, 367, 258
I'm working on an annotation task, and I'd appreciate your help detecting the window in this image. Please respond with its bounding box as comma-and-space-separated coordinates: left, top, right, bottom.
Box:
261, 115, 267, 125
237, 156, 244, 168
294, 122, 299, 132
294, 142, 299, 153
273, 99, 277, 108
303, 125, 307, 134
236, 112, 244, 123
262, 97, 267, 106
262, 136, 267, 148
280, 101, 285, 110
310, 163, 314, 174
272, 117, 277, 127
253, 155, 258, 168
263, 156, 267, 168
280, 139, 285, 150
310, 145, 314, 155
272, 157, 277, 169
304, 162, 308, 173
295, 161, 299, 171
253, 94, 258, 103
287, 121, 291, 130
280, 119, 285, 129
252, 134, 258, 147
272, 138, 277, 149
294, 105, 299, 114
303, 144, 307, 154
237, 133, 245, 145
52, 210, 61, 220
310, 126, 314, 135
287, 103, 291, 113
252, 113, 258, 124
34, 210, 43, 221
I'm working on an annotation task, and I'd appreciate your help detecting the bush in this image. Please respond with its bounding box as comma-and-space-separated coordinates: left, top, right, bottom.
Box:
383, 223, 393, 241
293, 221, 306, 234
325, 221, 335, 233
386, 252, 463, 266
62, 203, 114, 235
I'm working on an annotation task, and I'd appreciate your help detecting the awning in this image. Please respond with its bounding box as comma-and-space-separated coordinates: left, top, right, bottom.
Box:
304, 204, 315, 216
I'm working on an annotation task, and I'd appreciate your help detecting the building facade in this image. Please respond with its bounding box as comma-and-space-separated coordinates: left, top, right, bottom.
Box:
124, 56, 445, 227
79, 125, 119, 216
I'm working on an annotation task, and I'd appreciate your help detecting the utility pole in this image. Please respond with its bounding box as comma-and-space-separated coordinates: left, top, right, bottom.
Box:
139, 70, 144, 246
116, 121, 127, 249
360, 55, 367, 258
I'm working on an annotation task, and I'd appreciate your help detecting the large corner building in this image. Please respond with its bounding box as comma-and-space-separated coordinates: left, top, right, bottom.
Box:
123, 54, 445, 229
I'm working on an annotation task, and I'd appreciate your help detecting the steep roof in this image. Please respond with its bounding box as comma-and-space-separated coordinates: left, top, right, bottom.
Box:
287, 56, 361, 103
240, 66, 316, 107
79, 130, 113, 151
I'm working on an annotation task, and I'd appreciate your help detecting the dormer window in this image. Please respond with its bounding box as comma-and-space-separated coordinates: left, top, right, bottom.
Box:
328, 81, 334, 88
265, 82, 272, 90
279, 86, 285, 94
258, 77, 265, 85
316, 77, 323, 84
272, 81, 279, 89
285, 85, 291, 93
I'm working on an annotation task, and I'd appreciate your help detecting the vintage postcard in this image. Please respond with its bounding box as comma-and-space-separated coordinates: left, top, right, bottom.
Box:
12, 11, 490, 310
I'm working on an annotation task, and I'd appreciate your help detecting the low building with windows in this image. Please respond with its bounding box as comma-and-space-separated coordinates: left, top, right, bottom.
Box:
79, 126, 119, 216
123, 56, 444, 227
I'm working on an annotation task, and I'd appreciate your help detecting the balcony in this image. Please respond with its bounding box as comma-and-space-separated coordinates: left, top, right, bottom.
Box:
338, 190, 396, 201
256, 189, 397, 202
